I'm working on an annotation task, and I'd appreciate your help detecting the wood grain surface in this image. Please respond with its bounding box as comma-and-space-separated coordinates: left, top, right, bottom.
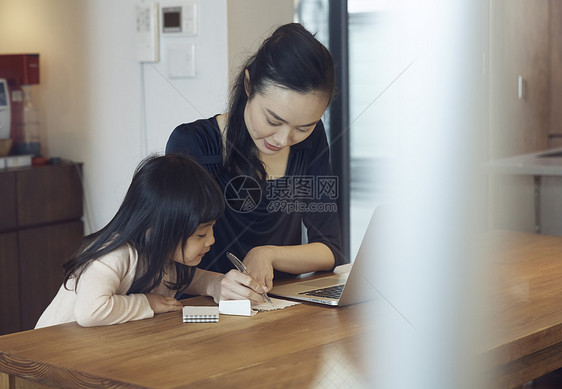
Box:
0, 296, 372, 388
479, 231, 562, 388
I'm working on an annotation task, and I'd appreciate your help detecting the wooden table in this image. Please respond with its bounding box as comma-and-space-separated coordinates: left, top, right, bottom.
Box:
2, 231, 562, 388
481, 231, 562, 388
0, 294, 373, 388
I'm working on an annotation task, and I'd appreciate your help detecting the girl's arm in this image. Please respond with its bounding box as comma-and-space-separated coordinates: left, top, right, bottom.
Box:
184, 268, 268, 304
74, 259, 153, 326
242, 242, 335, 290
73, 246, 179, 327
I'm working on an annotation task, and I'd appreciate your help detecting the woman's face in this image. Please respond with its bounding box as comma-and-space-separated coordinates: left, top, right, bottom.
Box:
172, 222, 215, 266
244, 82, 330, 155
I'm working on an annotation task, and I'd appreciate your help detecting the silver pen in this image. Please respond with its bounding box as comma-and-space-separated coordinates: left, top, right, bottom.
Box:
226, 252, 274, 306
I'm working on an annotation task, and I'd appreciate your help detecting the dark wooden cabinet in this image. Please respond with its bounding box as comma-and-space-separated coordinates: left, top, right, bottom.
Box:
0, 171, 17, 231
0, 232, 19, 334
0, 163, 84, 334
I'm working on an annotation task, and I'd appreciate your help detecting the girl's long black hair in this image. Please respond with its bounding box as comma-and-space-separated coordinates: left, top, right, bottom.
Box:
63, 154, 224, 295
224, 22, 335, 182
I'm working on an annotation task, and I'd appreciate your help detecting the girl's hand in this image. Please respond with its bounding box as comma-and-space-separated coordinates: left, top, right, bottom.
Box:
242, 246, 275, 291
210, 270, 267, 304
145, 293, 183, 314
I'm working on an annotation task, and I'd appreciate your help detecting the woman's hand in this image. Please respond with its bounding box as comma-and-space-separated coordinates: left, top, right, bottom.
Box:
209, 270, 267, 304
145, 293, 183, 314
242, 246, 275, 291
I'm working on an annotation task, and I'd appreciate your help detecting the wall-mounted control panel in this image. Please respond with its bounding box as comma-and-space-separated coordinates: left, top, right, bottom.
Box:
161, 1, 197, 36
135, 1, 198, 77
135, 2, 160, 62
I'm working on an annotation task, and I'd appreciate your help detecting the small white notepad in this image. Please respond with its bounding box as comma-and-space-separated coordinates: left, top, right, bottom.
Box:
182, 306, 219, 323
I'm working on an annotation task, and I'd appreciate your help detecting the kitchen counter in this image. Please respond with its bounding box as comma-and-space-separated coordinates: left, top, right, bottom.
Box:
489, 148, 562, 234
489, 147, 562, 176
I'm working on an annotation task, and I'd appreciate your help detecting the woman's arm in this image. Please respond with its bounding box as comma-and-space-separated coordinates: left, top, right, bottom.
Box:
184, 267, 268, 304
242, 242, 335, 290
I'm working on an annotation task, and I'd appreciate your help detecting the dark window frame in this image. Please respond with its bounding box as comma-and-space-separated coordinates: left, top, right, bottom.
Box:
328, 1, 351, 261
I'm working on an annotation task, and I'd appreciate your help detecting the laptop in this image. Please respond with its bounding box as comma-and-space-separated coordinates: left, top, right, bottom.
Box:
269, 204, 387, 306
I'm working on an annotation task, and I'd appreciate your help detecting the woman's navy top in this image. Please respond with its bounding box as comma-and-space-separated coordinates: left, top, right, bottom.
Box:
165, 115, 346, 276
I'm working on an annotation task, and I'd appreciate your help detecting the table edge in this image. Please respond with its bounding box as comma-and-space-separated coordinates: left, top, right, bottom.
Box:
0, 351, 146, 389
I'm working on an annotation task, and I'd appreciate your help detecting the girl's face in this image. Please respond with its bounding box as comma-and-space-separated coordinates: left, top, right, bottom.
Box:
244, 82, 330, 156
172, 222, 216, 266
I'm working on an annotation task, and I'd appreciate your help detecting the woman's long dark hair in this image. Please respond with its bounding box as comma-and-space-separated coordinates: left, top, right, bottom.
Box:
63, 154, 224, 295
224, 22, 335, 181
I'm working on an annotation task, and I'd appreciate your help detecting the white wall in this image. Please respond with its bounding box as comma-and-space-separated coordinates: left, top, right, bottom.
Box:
78, 0, 151, 232
81, 0, 229, 232
0, 0, 90, 163
144, 0, 229, 155
0, 0, 295, 233
227, 0, 295, 84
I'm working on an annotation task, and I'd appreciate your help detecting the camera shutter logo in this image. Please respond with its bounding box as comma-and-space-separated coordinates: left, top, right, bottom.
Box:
225, 175, 262, 213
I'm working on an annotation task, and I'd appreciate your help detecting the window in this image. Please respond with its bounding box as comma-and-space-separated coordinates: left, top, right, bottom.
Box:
296, 0, 392, 260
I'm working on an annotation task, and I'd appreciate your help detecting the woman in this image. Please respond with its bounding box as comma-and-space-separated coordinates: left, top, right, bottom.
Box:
166, 23, 346, 300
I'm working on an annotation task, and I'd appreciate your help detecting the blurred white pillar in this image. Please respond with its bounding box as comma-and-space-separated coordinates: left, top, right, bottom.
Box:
367, 1, 490, 388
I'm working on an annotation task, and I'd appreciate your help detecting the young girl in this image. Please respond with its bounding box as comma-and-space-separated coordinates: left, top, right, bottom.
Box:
35, 154, 225, 328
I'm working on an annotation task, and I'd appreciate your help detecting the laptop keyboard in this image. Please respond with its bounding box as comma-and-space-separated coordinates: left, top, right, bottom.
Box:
299, 284, 344, 299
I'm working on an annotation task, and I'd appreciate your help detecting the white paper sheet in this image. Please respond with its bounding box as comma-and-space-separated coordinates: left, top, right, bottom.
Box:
252, 297, 300, 311
218, 298, 301, 316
